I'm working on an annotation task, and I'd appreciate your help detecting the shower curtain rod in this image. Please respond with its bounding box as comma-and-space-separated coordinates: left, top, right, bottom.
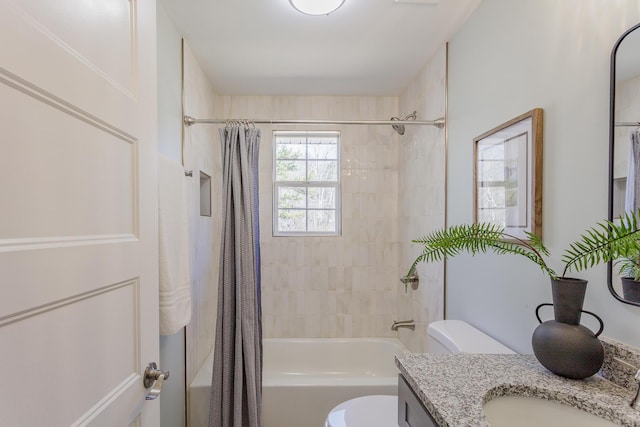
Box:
616, 121, 640, 127
183, 115, 446, 130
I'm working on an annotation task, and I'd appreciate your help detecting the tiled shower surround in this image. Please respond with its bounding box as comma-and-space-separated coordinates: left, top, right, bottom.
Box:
397, 45, 447, 352
215, 95, 401, 338
183, 43, 222, 385
209, 46, 447, 346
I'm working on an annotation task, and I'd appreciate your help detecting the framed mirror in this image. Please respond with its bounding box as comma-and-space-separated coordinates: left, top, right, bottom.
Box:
474, 109, 543, 242
608, 22, 640, 306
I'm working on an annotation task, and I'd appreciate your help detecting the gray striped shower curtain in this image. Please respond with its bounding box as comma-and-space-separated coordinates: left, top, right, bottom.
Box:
209, 125, 262, 427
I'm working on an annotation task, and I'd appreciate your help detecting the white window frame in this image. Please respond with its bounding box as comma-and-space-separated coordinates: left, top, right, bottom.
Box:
273, 130, 341, 236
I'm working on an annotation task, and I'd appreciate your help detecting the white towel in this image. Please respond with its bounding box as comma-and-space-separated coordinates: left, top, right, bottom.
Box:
158, 154, 192, 335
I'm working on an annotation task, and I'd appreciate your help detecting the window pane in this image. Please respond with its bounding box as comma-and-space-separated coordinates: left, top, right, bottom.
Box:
478, 209, 505, 226
308, 136, 337, 144
308, 143, 337, 160
277, 135, 306, 145
478, 160, 504, 182
278, 209, 306, 232
478, 142, 504, 160
276, 142, 305, 160
276, 160, 306, 181
308, 210, 336, 232
308, 160, 337, 181
478, 186, 505, 209
278, 186, 306, 209
308, 187, 336, 209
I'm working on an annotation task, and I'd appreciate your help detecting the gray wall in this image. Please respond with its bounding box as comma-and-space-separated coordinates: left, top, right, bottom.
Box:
157, 4, 186, 427
158, 5, 183, 162
157, 6, 223, 427
447, 0, 640, 353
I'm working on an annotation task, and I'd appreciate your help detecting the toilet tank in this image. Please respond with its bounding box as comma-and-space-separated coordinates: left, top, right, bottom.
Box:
427, 320, 515, 355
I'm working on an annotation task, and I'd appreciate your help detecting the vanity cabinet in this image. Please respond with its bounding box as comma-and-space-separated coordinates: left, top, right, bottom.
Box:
397, 374, 439, 427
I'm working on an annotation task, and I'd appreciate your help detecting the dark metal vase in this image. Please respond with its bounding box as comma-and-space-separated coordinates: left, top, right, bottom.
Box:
531, 278, 605, 379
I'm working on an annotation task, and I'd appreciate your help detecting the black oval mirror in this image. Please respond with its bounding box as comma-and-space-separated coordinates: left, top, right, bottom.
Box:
608, 22, 640, 306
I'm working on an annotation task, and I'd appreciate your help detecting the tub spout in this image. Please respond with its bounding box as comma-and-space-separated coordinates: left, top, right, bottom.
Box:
391, 320, 415, 331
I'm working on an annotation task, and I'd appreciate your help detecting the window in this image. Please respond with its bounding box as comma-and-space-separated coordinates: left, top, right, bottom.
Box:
273, 131, 340, 235
476, 133, 525, 227
476, 140, 510, 225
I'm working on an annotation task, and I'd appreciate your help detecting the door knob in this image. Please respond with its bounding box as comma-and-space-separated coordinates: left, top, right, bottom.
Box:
143, 362, 170, 400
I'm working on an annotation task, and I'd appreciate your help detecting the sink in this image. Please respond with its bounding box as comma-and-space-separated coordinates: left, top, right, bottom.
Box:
483, 396, 619, 427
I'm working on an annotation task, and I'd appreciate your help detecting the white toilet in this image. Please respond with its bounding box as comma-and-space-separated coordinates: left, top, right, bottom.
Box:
324, 320, 515, 427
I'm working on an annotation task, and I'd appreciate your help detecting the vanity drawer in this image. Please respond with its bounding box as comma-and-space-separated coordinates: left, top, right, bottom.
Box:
398, 374, 439, 427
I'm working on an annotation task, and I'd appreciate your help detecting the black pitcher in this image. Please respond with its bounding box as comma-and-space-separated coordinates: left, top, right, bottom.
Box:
531, 277, 604, 379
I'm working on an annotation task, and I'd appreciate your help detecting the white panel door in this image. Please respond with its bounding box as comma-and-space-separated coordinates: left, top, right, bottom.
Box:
0, 1, 159, 426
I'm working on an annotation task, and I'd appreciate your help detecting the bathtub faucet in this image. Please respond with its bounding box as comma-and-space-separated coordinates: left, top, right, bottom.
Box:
391, 320, 415, 331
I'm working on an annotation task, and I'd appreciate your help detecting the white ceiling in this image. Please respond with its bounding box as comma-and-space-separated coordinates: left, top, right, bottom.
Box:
159, 0, 482, 96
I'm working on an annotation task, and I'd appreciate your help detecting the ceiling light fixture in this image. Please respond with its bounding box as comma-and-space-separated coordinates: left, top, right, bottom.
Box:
289, 0, 345, 16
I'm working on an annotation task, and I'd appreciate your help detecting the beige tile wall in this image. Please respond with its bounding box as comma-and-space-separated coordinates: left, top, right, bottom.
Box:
186, 46, 448, 345
212, 95, 402, 338
397, 45, 447, 352
183, 42, 221, 386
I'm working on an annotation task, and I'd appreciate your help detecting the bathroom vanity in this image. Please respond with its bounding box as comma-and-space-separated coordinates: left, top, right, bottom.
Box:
398, 373, 439, 427
395, 338, 640, 427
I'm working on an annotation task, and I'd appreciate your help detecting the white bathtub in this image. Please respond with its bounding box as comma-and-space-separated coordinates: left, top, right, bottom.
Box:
263, 338, 406, 427
189, 349, 214, 427
189, 338, 407, 427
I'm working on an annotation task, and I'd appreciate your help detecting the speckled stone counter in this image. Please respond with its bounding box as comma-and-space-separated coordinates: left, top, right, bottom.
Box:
395, 353, 640, 427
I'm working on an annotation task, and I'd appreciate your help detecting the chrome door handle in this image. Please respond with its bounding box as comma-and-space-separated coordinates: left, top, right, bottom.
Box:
143, 362, 170, 400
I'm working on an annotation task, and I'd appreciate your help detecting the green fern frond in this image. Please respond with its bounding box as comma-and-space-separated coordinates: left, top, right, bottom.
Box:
409, 210, 640, 289
409, 223, 554, 278
561, 210, 640, 277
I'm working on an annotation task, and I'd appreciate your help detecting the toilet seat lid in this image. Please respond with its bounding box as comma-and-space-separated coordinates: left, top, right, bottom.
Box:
325, 395, 397, 427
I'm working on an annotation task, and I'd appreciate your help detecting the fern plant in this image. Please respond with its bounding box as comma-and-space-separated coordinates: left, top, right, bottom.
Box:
409, 223, 556, 278
409, 210, 640, 281
562, 210, 640, 279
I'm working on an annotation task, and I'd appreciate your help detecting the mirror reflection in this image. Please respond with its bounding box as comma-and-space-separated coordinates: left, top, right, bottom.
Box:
609, 23, 640, 305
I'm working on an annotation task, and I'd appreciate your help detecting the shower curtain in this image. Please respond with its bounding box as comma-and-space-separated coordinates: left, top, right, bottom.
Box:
625, 130, 640, 213
209, 125, 262, 427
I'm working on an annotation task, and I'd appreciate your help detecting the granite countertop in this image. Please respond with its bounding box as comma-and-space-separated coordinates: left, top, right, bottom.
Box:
395, 353, 640, 427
